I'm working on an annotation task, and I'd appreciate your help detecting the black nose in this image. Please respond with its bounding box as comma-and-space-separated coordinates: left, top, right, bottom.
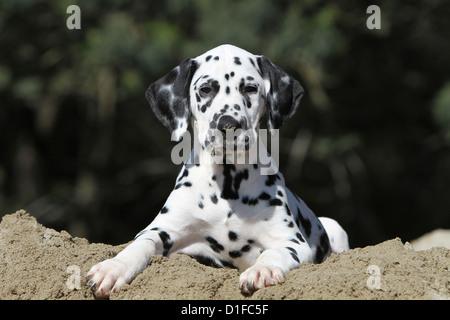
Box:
217, 115, 242, 133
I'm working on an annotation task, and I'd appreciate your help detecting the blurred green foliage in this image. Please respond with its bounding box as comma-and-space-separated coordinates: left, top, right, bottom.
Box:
0, 0, 449, 247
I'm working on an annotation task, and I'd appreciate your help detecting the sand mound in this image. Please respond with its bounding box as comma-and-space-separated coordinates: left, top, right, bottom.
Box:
0, 210, 449, 300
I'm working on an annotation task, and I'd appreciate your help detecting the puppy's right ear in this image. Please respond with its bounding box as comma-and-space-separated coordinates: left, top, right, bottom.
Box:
146, 58, 198, 142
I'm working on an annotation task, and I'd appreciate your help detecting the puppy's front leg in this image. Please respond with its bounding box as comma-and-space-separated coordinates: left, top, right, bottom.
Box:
239, 243, 305, 293
86, 239, 155, 298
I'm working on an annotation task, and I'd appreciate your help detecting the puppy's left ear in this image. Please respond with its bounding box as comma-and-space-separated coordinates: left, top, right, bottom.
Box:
146, 58, 198, 142
257, 56, 304, 135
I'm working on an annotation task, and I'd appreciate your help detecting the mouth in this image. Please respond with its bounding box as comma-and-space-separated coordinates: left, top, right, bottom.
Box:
205, 128, 253, 156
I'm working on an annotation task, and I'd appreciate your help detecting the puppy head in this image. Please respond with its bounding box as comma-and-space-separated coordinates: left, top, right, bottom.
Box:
146, 45, 304, 154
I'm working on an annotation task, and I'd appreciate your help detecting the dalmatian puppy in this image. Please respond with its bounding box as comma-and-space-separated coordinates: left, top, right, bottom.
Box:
87, 44, 349, 298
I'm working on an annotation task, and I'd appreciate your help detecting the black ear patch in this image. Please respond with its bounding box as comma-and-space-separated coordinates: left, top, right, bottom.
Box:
146, 58, 198, 141
257, 56, 304, 134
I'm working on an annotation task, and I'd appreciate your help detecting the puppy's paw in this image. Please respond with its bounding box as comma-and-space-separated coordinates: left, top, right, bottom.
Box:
86, 259, 130, 299
239, 264, 285, 293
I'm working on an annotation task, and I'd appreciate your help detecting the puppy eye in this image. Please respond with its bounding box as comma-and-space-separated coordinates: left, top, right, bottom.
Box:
200, 86, 212, 94
244, 85, 258, 93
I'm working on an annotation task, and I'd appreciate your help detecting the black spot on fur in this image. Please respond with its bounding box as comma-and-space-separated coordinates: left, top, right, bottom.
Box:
159, 231, 173, 256
175, 181, 192, 189
296, 232, 305, 243
285, 204, 292, 216
266, 175, 277, 186
192, 255, 222, 268
269, 198, 283, 206
206, 55, 212, 62
297, 208, 312, 237
220, 259, 238, 269
286, 246, 299, 263
229, 244, 252, 259
214, 56, 219, 60
314, 233, 331, 263
289, 252, 300, 263
210, 193, 218, 204
221, 165, 248, 200
198, 202, 204, 209
206, 236, 224, 253
161, 206, 169, 214
258, 192, 271, 200
242, 195, 259, 205
286, 247, 297, 255
228, 231, 238, 241
211, 80, 220, 92
234, 57, 241, 65
229, 250, 241, 258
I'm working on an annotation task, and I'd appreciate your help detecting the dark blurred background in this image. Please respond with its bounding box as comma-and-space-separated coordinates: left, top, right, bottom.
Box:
1, 0, 449, 248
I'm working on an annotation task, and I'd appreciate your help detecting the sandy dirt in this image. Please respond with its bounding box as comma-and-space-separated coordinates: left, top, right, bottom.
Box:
0, 210, 449, 300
